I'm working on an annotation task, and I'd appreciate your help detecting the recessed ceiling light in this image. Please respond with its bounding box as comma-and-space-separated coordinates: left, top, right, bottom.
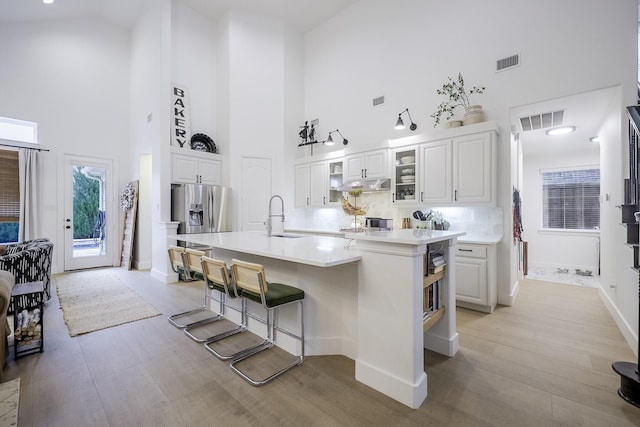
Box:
589, 136, 600, 143
545, 125, 576, 136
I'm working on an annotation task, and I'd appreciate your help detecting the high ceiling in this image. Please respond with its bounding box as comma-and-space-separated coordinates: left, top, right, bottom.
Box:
0, 0, 358, 32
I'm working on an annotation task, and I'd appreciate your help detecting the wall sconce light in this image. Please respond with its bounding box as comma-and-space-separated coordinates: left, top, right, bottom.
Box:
394, 108, 417, 131
326, 129, 349, 146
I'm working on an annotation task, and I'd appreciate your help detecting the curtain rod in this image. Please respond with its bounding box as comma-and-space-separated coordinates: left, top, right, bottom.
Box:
0, 142, 50, 152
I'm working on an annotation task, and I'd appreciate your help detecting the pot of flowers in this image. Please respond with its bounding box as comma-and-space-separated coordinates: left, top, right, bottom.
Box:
430, 73, 486, 127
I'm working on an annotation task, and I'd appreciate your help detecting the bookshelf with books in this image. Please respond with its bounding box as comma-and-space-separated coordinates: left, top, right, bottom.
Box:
423, 245, 446, 331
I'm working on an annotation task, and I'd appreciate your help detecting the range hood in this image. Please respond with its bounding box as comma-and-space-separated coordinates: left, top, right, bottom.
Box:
338, 177, 391, 192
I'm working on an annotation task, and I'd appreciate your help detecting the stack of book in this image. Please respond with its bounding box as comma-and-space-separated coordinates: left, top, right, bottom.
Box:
423, 281, 442, 321
430, 254, 446, 274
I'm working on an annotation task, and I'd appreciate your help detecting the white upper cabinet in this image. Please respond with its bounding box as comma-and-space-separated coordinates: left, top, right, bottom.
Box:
309, 161, 328, 206
171, 151, 221, 185
295, 163, 311, 207
392, 146, 419, 204
420, 130, 495, 205
421, 140, 452, 204
453, 133, 493, 204
344, 149, 388, 180
295, 160, 333, 207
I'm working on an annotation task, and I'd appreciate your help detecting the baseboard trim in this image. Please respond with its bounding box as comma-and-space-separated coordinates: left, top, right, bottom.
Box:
599, 287, 638, 358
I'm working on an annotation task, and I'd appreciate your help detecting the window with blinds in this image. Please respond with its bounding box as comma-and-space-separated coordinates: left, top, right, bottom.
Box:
0, 150, 19, 243
542, 168, 600, 230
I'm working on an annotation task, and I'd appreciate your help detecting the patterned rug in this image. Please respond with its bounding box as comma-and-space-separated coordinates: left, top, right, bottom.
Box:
0, 377, 19, 427
56, 271, 161, 336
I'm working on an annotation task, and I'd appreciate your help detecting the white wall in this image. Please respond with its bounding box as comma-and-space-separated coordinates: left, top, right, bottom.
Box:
522, 149, 600, 273
301, 0, 637, 313
218, 10, 303, 229
0, 18, 132, 273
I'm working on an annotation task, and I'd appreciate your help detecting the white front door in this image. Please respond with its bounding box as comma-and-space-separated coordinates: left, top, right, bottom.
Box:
241, 157, 272, 232
63, 155, 116, 270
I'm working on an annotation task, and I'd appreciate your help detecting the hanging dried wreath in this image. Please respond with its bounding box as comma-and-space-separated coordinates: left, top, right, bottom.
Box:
120, 182, 136, 211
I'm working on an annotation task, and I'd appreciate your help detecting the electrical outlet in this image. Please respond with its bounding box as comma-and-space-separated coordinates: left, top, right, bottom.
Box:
610, 281, 617, 289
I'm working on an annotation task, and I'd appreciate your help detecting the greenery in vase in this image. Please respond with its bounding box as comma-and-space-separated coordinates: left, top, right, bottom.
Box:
430, 73, 485, 127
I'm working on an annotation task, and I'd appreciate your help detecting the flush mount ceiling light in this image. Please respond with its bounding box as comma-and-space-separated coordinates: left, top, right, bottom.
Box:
394, 108, 417, 131
545, 125, 576, 136
326, 129, 348, 146
43, 0, 54, 4
589, 136, 600, 143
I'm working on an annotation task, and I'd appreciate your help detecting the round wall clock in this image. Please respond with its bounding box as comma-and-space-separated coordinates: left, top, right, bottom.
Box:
190, 133, 217, 153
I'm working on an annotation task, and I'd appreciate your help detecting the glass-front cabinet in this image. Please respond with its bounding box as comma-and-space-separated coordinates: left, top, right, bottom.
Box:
393, 147, 418, 203
328, 160, 344, 203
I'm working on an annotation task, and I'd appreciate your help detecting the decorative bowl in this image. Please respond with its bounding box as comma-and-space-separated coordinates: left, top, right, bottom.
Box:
400, 175, 415, 183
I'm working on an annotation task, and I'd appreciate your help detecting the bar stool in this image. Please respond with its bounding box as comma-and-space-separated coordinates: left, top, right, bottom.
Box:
184, 256, 245, 343
167, 247, 221, 329
227, 259, 305, 386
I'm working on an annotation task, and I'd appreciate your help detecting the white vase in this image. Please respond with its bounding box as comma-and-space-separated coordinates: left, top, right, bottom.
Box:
463, 105, 484, 125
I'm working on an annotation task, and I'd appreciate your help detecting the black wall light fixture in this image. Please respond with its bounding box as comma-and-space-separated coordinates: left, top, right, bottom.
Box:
326, 129, 349, 146
395, 108, 417, 131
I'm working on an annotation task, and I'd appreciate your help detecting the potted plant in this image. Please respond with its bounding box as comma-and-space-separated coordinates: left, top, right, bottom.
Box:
430, 73, 485, 127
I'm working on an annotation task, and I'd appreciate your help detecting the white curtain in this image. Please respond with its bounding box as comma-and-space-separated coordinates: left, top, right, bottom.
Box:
18, 149, 39, 241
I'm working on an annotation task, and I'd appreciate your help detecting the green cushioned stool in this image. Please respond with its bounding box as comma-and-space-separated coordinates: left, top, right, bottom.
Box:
167, 247, 221, 329
227, 258, 305, 386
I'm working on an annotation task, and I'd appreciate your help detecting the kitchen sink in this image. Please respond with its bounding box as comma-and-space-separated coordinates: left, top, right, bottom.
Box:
268, 233, 303, 238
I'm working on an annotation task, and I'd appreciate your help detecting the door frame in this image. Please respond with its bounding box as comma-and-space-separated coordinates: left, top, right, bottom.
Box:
62, 154, 117, 271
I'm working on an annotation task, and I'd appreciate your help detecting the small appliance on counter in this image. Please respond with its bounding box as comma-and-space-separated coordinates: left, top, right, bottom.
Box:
365, 217, 393, 231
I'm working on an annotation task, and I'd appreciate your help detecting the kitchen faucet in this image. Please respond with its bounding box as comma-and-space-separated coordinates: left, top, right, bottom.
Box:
266, 195, 285, 237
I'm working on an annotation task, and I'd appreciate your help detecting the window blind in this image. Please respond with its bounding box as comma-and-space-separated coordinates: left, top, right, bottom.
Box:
542, 168, 600, 230
0, 150, 19, 222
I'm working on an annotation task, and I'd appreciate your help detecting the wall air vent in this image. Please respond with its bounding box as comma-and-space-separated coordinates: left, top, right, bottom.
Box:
372, 96, 385, 106
519, 110, 564, 132
496, 54, 520, 71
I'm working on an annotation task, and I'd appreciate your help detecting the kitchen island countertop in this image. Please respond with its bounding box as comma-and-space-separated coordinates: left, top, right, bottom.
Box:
167, 231, 361, 267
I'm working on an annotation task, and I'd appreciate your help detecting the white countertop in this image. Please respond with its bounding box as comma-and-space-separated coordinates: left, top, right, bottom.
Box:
168, 231, 361, 268
457, 234, 503, 244
344, 228, 466, 245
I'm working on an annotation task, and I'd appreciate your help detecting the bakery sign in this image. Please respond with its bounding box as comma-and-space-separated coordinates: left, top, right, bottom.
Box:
171, 84, 191, 147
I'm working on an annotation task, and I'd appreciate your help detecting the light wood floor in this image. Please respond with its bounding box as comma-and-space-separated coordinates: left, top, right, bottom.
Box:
3, 268, 640, 426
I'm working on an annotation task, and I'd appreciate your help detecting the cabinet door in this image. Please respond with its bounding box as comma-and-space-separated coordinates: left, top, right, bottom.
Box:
295, 164, 311, 207
421, 140, 452, 204
171, 153, 199, 184
455, 257, 487, 305
393, 147, 418, 203
309, 161, 327, 206
328, 160, 344, 204
344, 155, 365, 180
363, 149, 387, 178
198, 158, 221, 185
453, 133, 492, 203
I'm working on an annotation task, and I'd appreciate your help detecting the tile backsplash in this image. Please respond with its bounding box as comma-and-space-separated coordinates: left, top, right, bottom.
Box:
286, 191, 503, 239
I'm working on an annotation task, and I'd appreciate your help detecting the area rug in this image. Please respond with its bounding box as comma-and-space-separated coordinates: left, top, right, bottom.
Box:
56, 271, 161, 337
0, 377, 20, 427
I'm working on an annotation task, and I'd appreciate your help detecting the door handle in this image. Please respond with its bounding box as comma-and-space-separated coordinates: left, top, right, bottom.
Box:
454, 190, 458, 201
392, 193, 395, 202
420, 191, 424, 202
458, 248, 473, 252
323, 196, 326, 205
364, 168, 367, 178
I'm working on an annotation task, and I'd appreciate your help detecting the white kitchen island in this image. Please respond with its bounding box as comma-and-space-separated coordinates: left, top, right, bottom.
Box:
168, 229, 464, 409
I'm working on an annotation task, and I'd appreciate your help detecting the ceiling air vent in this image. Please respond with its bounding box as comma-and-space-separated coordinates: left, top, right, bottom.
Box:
496, 54, 519, 72
519, 110, 564, 132
372, 96, 385, 106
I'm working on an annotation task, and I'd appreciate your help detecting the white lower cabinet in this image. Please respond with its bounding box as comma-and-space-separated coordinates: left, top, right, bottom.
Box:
455, 242, 497, 313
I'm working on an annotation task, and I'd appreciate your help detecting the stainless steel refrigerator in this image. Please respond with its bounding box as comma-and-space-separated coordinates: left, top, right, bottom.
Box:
171, 184, 231, 234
